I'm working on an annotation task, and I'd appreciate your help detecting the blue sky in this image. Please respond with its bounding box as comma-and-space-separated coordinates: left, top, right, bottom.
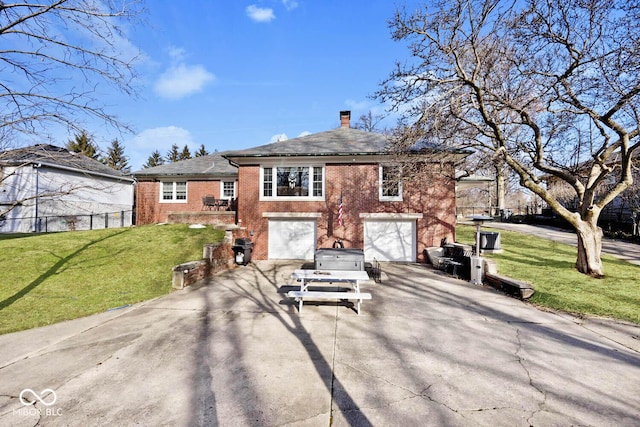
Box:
59, 1, 422, 170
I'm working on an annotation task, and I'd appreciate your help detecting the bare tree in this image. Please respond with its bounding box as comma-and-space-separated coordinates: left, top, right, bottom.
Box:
619, 163, 640, 237
0, 0, 145, 138
376, 0, 640, 276
353, 111, 386, 133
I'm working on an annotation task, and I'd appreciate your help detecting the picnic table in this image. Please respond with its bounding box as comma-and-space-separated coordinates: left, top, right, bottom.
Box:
287, 269, 372, 315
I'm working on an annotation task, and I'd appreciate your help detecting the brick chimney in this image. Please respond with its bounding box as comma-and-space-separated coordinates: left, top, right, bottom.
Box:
340, 110, 351, 128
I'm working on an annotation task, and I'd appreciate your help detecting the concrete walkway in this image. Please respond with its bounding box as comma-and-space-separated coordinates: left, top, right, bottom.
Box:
476, 222, 640, 266
1, 261, 638, 426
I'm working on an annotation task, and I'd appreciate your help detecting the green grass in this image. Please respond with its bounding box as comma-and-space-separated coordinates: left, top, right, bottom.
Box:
3, 223, 637, 334
0, 224, 224, 334
457, 225, 640, 324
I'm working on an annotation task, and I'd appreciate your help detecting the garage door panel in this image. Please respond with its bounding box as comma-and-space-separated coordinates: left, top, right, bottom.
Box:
364, 220, 415, 262
268, 220, 316, 260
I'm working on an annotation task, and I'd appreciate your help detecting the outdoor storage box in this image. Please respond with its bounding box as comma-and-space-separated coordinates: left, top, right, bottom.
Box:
314, 248, 365, 271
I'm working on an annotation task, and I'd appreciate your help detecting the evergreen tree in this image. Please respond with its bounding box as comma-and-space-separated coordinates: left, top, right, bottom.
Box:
195, 144, 209, 157
103, 139, 130, 173
67, 131, 99, 159
144, 150, 164, 168
166, 143, 180, 163
179, 144, 191, 161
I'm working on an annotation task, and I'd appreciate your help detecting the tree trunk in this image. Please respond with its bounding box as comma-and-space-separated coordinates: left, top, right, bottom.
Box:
575, 219, 604, 277
494, 163, 505, 216
496, 170, 505, 214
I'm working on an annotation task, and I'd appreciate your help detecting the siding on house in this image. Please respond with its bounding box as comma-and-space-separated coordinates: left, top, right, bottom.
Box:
0, 144, 134, 233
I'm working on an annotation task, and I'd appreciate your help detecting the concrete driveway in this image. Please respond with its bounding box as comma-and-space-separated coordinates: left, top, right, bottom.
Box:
1, 261, 639, 426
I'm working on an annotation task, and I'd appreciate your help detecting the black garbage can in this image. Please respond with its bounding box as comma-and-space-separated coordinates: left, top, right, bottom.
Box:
479, 231, 501, 250
232, 238, 253, 265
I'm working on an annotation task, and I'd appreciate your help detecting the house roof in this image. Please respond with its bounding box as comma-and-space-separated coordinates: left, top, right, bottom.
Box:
224, 127, 391, 159
223, 126, 471, 163
0, 144, 134, 181
132, 152, 237, 178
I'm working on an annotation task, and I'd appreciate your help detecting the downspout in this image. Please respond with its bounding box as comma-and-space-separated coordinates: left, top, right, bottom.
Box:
33, 163, 41, 232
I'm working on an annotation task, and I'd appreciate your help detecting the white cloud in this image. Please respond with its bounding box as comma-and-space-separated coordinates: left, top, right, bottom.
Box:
128, 126, 196, 170
345, 99, 370, 111
282, 0, 299, 10
132, 126, 194, 149
246, 5, 275, 22
297, 131, 311, 137
269, 133, 288, 143
154, 63, 215, 99
167, 46, 187, 61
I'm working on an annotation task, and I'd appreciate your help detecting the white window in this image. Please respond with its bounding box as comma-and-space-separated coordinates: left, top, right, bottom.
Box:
379, 165, 402, 201
221, 181, 236, 199
160, 181, 187, 202
261, 166, 324, 200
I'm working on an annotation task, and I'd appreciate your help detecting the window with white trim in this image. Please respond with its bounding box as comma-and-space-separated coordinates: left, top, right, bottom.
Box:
261, 166, 324, 199
161, 181, 187, 202
221, 181, 236, 199
379, 165, 402, 201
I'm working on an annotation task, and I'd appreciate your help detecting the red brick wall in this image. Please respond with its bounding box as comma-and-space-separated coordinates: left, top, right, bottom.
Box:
236, 163, 456, 261
136, 180, 230, 225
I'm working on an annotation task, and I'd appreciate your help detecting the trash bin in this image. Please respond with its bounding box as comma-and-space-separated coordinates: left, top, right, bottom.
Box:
479, 231, 501, 251
232, 238, 253, 265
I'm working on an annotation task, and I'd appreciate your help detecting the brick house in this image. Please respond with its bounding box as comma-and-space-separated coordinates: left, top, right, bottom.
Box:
133, 152, 238, 225
224, 111, 464, 262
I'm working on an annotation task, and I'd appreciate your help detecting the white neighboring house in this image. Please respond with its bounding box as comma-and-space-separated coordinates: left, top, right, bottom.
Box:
0, 144, 134, 233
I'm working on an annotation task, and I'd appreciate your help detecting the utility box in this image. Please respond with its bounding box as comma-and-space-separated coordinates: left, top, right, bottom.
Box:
314, 248, 365, 271
470, 256, 484, 285
232, 238, 253, 265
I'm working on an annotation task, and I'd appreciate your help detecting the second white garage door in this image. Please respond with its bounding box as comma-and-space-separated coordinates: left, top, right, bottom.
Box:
268, 219, 316, 260
364, 220, 416, 262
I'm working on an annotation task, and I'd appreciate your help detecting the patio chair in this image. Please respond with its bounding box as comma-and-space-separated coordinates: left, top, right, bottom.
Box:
216, 198, 229, 210
202, 195, 216, 210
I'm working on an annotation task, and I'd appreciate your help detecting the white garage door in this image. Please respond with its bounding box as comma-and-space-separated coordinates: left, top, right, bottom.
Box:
268, 219, 316, 260
364, 220, 416, 262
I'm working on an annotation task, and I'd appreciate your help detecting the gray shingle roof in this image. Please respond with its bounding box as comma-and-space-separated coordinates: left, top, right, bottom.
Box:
132, 152, 237, 177
0, 144, 133, 180
224, 127, 391, 158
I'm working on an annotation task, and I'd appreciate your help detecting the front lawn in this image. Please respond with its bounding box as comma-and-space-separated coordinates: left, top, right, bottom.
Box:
0, 224, 224, 334
456, 225, 640, 324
